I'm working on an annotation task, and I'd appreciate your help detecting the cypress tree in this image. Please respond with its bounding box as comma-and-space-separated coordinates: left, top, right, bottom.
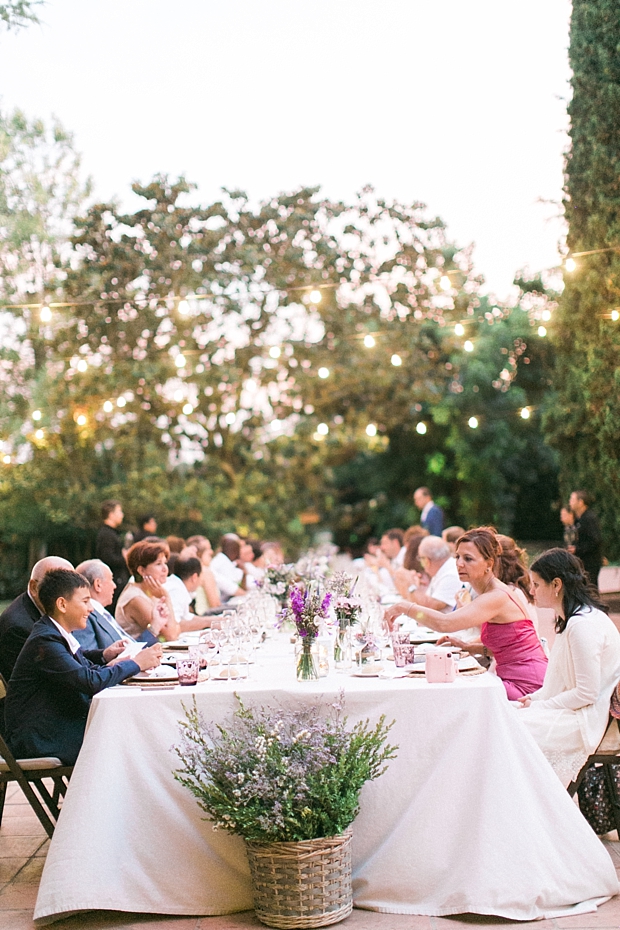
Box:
547, 0, 620, 556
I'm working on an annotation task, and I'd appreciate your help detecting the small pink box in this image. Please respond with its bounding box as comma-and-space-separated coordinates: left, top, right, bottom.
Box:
425, 649, 459, 683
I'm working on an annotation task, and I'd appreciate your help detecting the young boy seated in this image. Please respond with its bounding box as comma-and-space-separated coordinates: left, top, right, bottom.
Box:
5, 568, 162, 765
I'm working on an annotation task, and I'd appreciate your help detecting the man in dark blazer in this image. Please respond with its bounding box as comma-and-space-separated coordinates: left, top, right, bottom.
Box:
0, 556, 73, 684
569, 490, 603, 591
5, 569, 162, 765
95, 499, 130, 614
414, 487, 444, 538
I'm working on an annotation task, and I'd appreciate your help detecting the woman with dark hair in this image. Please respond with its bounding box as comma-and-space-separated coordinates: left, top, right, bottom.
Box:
517, 548, 620, 786
385, 527, 548, 698
115, 540, 180, 642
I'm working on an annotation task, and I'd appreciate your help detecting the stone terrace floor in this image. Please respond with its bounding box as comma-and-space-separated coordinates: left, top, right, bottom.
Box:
1, 782, 620, 930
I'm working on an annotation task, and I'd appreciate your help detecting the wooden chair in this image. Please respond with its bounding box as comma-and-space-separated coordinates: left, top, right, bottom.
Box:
567, 689, 620, 834
0, 676, 73, 838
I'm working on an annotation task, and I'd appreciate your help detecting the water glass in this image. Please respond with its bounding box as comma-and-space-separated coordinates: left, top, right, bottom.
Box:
177, 647, 200, 685
391, 632, 415, 668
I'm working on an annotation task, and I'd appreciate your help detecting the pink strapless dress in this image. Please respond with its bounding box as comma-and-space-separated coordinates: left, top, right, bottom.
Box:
481, 619, 548, 700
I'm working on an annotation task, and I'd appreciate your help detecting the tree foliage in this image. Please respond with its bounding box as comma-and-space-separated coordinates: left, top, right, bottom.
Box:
0, 0, 41, 31
545, 0, 620, 557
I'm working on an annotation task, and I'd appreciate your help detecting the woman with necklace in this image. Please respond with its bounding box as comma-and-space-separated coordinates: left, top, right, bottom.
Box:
384, 527, 548, 698
517, 548, 620, 786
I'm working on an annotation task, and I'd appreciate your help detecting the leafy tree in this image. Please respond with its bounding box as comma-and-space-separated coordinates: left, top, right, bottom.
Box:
545, 0, 620, 557
0, 0, 41, 30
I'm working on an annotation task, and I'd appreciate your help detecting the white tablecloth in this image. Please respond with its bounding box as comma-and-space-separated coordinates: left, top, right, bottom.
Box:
34, 637, 618, 924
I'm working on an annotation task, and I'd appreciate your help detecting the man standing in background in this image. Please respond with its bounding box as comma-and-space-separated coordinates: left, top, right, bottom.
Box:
95, 500, 130, 614
569, 490, 603, 592
414, 487, 444, 537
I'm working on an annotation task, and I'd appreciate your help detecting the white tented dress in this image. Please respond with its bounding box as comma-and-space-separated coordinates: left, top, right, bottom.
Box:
518, 606, 620, 786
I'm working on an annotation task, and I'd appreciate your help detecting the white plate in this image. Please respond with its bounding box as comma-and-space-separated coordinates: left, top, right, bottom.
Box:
350, 666, 385, 678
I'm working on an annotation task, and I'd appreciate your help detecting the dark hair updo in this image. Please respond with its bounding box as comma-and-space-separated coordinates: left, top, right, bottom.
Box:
530, 547, 608, 633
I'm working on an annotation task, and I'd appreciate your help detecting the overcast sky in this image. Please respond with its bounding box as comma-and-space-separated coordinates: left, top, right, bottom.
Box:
0, 0, 571, 299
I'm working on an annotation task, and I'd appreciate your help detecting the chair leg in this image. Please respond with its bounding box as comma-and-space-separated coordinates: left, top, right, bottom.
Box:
31, 779, 61, 820
0, 783, 7, 828
14, 778, 56, 839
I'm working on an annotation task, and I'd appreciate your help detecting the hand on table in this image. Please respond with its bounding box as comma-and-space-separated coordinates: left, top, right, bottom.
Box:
134, 644, 163, 671
102, 640, 131, 664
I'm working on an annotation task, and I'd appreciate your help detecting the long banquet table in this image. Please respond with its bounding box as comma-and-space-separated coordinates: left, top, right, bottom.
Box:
34, 634, 618, 925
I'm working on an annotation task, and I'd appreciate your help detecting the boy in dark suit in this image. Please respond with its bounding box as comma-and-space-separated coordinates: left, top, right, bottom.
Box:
5, 569, 162, 765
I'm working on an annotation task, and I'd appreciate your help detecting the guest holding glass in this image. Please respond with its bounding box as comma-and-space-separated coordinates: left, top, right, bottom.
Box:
115, 540, 180, 642
517, 548, 620, 786
384, 527, 548, 699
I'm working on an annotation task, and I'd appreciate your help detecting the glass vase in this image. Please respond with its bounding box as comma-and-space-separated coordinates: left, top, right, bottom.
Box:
296, 639, 319, 682
334, 622, 352, 670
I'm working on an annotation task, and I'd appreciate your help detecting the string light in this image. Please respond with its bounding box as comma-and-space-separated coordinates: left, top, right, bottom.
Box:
366, 424, 377, 437
34, 428, 44, 440
391, 354, 402, 366
520, 408, 531, 420
76, 414, 87, 426
468, 417, 479, 429
77, 359, 88, 372
318, 367, 330, 379
363, 335, 376, 348
117, 397, 126, 407
309, 290, 322, 304
464, 340, 474, 352
175, 354, 186, 368
2, 454, 10, 464
177, 299, 190, 315
269, 346, 281, 359
103, 400, 114, 413
416, 422, 427, 435
538, 326, 547, 337
541, 309, 551, 321
612, 310, 619, 322
40, 305, 52, 322
564, 258, 577, 273
182, 403, 193, 415
454, 323, 465, 336
32, 410, 42, 421
439, 276, 452, 291
225, 412, 236, 424
317, 423, 329, 435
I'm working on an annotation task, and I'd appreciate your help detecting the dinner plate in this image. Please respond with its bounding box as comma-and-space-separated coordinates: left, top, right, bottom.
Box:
350, 666, 385, 678
123, 671, 179, 685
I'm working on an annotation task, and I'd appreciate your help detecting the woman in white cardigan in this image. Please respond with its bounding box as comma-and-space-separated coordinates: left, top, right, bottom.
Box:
517, 548, 620, 786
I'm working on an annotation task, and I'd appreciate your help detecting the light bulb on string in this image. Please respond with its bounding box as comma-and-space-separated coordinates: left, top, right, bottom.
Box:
454, 323, 465, 336
175, 354, 186, 368
366, 424, 377, 437
269, 346, 281, 359
76, 414, 87, 427
391, 354, 402, 367
177, 299, 190, 316
317, 423, 329, 435
77, 359, 88, 372
32, 410, 42, 421
117, 397, 127, 408
468, 417, 479, 429
225, 412, 236, 425
542, 309, 551, 321
538, 326, 547, 337
520, 408, 531, 420
318, 367, 330, 379
439, 276, 452, 291
34, 428, 44, 440
363, 334, 376, 348
103, 401, 114, 413
565, 258, 577, 273
309, 290, 322, 304
612, 310, 620, 321
2, 454, 10, 464
40, 305, 52, 323
183, 403, 193, 415
464, 340, 474, 352
416, 422, 427, 435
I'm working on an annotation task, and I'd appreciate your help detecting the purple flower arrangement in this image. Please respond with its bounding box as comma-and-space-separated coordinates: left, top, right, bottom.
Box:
288, 583, 332, 640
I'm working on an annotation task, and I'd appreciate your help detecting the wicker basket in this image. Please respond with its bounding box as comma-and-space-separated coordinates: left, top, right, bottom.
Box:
245, 831, 353, 929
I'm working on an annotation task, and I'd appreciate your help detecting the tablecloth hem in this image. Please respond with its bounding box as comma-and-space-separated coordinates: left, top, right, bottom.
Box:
352, 894, 614, 920
33, 904, 254, 926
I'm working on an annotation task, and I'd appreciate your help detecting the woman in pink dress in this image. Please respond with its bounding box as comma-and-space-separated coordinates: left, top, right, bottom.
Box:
384, 527, 548, 698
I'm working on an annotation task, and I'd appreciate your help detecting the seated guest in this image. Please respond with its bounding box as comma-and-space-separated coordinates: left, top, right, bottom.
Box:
385, 527, 548, 699
517, 549, 620, 787
210, 535, 245, 602
442, 526, 466, 556
5, 569, 162, 765
73, 559, 135, 651
165, 557, 210, 631
256, 541, 285, 568
115, 540, 180, 642
186, 536, 221, 613
393, 536, 461, 613
241, 539, 263, 587
0, 556, 73, 684
133, 513, 158, 544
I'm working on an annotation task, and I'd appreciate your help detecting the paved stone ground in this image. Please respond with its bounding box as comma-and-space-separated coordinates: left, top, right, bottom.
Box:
1, 782, 620, 930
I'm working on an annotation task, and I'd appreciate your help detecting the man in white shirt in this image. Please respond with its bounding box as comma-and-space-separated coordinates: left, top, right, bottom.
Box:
165, 558, 210, 631
210, 535, 245, 602
412, 537, 461, 612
